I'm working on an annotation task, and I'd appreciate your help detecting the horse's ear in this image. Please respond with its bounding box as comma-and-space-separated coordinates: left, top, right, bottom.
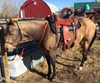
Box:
0, 27, 2, 30
6, 18, 16, 25
0, 26, 6, 34
6, 18, 11, 24
83, 11, 87, 18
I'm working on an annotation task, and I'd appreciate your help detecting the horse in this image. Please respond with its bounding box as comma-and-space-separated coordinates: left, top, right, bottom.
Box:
0, 17, 96, 80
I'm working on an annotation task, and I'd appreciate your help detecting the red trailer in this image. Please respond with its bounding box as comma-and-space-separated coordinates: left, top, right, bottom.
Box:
19, 0, 59, 18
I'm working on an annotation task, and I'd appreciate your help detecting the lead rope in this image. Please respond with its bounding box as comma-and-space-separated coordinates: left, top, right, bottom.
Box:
8, 46, 25, 61
18, 46, 25, 57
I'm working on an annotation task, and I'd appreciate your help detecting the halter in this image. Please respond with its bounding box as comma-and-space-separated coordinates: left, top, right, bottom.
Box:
5, 21, 22, 47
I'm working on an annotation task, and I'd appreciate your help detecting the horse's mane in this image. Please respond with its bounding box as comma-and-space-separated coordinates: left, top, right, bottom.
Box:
94, 15, 100, 20
45, 16, 57, 34
18, 18, 45, 21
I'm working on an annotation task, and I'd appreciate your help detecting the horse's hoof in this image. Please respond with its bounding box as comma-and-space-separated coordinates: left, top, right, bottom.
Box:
45, 75, 48, 79
50, 76, 57, 82
46, 75, 50, 79
79, 67, 83, 70
45, 73, 51, 79
74, 68, 78, 71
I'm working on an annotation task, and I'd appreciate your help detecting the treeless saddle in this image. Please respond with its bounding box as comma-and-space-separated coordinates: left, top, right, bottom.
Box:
46, 14, 81, 51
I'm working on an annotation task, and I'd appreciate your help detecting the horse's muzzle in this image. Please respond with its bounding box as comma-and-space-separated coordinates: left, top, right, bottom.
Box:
4, 46, 16, 52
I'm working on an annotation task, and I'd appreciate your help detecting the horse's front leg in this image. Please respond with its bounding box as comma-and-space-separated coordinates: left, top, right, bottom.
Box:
45, 55, 51, 78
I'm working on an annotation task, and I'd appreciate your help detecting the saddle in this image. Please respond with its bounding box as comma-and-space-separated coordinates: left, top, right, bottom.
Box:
46, 14, 81, 51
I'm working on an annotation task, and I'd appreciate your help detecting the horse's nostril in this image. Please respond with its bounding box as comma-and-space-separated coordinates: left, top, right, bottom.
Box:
5, 48, 8, 52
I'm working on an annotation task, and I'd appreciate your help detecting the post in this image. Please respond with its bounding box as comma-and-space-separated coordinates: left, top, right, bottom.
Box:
1, 43, 10, 82
0, 24, 10, 82
0, 65, 2, 82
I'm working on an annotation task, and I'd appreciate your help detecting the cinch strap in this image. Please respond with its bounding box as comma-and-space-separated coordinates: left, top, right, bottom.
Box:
38, 21, 48, 44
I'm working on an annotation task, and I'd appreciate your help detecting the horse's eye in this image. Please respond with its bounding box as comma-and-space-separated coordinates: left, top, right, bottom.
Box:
9, 33, 13, 35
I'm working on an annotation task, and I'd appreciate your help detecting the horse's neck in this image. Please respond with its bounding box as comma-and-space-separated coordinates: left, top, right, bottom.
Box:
18, 20, 47, 41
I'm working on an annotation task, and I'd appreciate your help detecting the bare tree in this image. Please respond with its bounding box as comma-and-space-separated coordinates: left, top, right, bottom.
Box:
0, 0, 25, 18
16, 0, 25, 10
70, 6, 74, 14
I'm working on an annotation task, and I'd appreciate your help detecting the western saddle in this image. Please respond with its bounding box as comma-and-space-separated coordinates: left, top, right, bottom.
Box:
46, 14, 81, 51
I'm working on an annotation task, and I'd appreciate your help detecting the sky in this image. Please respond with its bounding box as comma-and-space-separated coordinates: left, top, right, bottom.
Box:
1, 0, 100, 10
21, 0, 100, 10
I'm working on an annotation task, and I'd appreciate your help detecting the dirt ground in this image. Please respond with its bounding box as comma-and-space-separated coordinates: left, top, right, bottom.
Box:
17, 40, 100, 83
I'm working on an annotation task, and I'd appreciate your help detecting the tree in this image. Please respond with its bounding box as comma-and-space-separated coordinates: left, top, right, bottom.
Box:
70, 6, 74, 14
0, 0, 24, 18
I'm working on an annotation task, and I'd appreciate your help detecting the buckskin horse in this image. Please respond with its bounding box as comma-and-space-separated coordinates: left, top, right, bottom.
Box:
0, 16, 96, 80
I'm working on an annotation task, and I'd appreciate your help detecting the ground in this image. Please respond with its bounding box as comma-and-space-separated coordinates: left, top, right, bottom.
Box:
17, 40, 100, 83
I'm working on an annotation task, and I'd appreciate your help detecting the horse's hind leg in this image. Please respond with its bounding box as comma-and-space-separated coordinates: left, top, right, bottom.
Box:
79, 41, 91, 70
79, 30, 96, 70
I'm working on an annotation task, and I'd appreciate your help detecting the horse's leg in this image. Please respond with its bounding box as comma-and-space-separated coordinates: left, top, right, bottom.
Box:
79, 41, 90, 70
79, 30, 96, 70
49, 50, 56, 79
45, 55, 51, 78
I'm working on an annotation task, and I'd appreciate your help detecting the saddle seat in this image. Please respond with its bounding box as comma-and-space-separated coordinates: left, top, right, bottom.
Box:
56, 15, 78, 27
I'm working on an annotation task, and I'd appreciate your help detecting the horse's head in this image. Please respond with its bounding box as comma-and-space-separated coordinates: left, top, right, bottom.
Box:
4, 19, 22, 52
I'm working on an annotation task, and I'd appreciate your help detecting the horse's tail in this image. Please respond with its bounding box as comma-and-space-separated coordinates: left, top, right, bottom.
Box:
88, 29, 97, 51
